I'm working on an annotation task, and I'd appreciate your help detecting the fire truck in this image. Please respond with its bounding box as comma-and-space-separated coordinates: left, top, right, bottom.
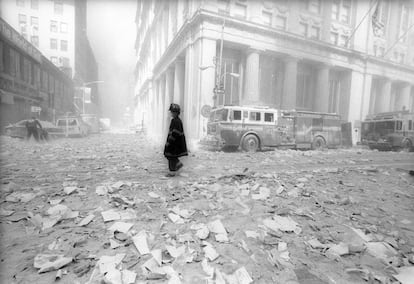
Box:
361, 110, 414, 152
200, 106, 343, 152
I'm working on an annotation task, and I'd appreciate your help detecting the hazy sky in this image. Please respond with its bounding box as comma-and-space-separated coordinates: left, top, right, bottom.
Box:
87, 0, 136, 125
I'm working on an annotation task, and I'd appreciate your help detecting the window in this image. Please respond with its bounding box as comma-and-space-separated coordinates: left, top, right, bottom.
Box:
341, 0, 351, 23
234, 3, 247, 18
399, 5, 409, 40
332, 0, 351, 23
330, 32, 339, 44
54, 1, 63, 14
409, 120, 412, 130
218, 0, 230, 14
308, 0, 321, 14
31, 16, 39, 35
263, 11, 272, 26
249, 112, 261, 121
60, 22, 68, 33
275, 15, 286, 29
332, 1, 339, 20
16, 0, 25, 7
339, 35, 348, 46
50, 39, 57, 49
264, 113, 274, 122
18, 14, 27, 36
31, 0, 38, 9
60, 40, 68, 51
299, 22, 308, 36
31, 36, 39, 47
50, 21, 58, 32
232, 110, 242, 120
61, 57, 70, 67
310, 26, 320, 39
50, 56, 58, 64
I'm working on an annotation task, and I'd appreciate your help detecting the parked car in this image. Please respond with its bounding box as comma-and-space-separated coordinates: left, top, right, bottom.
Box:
4, 120, 63, 139
56, 116, 89, 137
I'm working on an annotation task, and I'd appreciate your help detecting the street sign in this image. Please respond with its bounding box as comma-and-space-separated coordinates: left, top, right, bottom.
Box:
83, 87, 91, 103
31, 106, 41, 112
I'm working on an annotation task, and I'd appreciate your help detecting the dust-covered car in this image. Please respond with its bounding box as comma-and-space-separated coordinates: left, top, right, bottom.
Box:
56, 116, 89, 137
4, 120, 63, 139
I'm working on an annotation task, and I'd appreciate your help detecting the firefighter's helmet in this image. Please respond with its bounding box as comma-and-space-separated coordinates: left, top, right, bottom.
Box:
169, 103, 181, 114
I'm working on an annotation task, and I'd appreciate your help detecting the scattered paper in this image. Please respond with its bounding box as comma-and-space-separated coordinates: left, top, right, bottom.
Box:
34, 254, 72, 273
326, 242, 349, 257
192, 223, 209, 240
208, 219, 227, 235
97, 254, 126, 274
0, 208, 15, 216
203, 245, 219, 261
233, 267, 253, 284
122, 269, 137, 284
252, 187, 270, 200
49, 199, 63, 205
366, 242, 398, 261
245, 230, 260, 239
101, 210, 121, 222
110, 239, 121, 249
78, 214, 95, 227
96, 186, 108, 196
393, 266, 414, 284
151, 249, 162, 266
168, 213, 184, 224
166, 245, 186, 258
108, 222, 133, 234
6, 192, 36, 203
263, 215, 301, 234
63, 186, 77, 195
148, 192, 160, 199
132, 231, 150, 255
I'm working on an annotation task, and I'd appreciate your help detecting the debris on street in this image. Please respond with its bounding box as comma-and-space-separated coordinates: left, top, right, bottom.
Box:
0, 134, 413, 283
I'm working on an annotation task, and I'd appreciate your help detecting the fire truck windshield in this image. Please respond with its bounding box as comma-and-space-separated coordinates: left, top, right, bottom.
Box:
376, 121, 396, 135
209, 109, 229, 122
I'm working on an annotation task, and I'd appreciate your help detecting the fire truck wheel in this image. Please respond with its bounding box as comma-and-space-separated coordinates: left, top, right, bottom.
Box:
401, 140, 413, 152
312, 136, 326, 150
242, 134, 259, 152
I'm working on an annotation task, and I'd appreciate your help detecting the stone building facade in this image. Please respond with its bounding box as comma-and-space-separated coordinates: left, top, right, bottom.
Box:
134, 0, 414, 144
0, 18, 74, 131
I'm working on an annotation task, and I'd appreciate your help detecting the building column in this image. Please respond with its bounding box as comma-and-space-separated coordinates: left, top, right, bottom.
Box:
396, 83, 411, 111
173, 59, 185, 107
159, 76, 166, 140
165, 67, 174, 134
282, 57, 298, 109
378, 79, 391, 113
154, 79, 161, 139
243, 49, 260, 105
314, 64, 330, 112
198, 38, 216, 138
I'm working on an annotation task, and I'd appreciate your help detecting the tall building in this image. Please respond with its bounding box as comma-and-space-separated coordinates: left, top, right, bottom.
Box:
0, 18, 74, 131
0, 0, 100, 115
134, 0, 414, 145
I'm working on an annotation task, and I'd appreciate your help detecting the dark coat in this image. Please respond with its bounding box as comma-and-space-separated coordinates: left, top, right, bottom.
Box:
164, 117, 188, 158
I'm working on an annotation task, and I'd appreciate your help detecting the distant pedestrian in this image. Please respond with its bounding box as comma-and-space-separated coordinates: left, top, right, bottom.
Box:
164, 103, 188, 176
25, 116, 42, 142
